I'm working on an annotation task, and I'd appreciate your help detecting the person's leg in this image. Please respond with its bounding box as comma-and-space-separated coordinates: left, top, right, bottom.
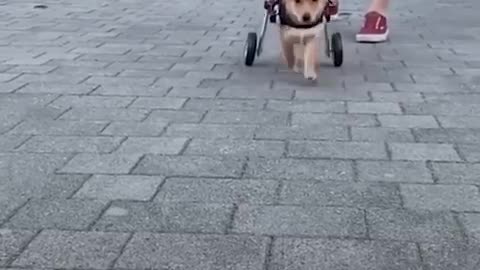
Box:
366, 0, 388, 16
356, 0, 389, 42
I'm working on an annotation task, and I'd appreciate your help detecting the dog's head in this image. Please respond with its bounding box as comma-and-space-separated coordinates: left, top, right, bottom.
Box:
282, 0, 328, 25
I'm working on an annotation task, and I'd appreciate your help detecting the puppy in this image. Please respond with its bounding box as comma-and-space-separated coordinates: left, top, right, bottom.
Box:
278, 0, 328, 80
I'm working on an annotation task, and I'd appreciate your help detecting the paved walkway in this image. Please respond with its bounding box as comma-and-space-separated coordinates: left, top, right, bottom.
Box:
1, 0, 480, 269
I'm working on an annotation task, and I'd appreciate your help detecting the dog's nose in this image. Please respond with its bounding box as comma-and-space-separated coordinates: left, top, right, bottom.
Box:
302, 13, 311, 22
302, 13, 310, 22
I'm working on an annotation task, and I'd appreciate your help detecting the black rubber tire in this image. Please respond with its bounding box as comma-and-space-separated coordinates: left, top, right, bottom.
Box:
331, 32, 343, 67
244, 32, 257, 66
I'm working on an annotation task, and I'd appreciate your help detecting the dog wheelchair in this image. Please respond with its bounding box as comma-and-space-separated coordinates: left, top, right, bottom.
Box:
244, 0, 343, 67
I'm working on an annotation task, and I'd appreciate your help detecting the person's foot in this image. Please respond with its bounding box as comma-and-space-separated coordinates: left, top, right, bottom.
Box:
356, 11, 389, 43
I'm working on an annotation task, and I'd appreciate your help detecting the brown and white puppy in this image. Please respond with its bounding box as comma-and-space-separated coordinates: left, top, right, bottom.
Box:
279, 0, 328, 80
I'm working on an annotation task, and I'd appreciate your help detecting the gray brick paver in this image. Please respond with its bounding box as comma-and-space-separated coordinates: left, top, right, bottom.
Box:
1, 0, 479, 267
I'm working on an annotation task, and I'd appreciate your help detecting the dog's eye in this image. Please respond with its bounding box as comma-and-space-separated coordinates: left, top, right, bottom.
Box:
295, 0, 301, 3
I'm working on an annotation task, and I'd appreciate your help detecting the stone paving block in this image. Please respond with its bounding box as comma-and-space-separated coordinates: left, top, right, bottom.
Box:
115, 233, 268, 270
5, 199, 106, 230
366, 208, 462, 242
167, 87, 220, 98
117, 70, 185, 78
267, 100, 345, 113
16, 83, 96, 94
60, 107, 149, 121
270, 238, 421, 270
289, 141, 387, 160
245, 158, 353, 181
48, 95, 135, 109
370, 92, 424, 103
280, 181, 401, 208
292, 113, 377, 127
132, 155, 245, 177
352, 127, 415, 142
129, 97, 187, 109
357, 161, 433, 183
378, 115, 439, 128
0, 135, 29, 151
438, 116, 480, 128
92, 84, 170, 96
0, 230, 36, 266
423, 93, 480, 103
400, 184, 480, 211
218, 87, 293, 100
8, 120, 108, 136
185, 139, 284, 157
404, 102, 480, 116
432, 163, 480, 184
32, 174, 91, 199
59, 153, 142, 174
17, 135, 123, 153
232, 205, 366, 237
156, 178, 278, 204
294, 89, 370, 101
0, 118, 21, 135
420, 241, 480, 270
101, 121, 168, 136
390, 143, 461, 161
460, 213, 480, 243
0, 73, 19, 83
347, 102, 402, 114
255, 125, 349, 141
153, 77, 202, 88
203, 111, 288, 125
94, 201, 232, 233
171, 63, 215, 71
0, 197, 28, 225
0, 82, 27, 94
393, 82, 471, 93
115, 137, 188, 155
12, 230, 129, 269
74, 175, 165, 201
165, 123, 256, 139
412, 128, 480, 144
14, 74, 87, 85
457, 144, 480, 162
86, 76, 155, 86
184, 98, 265, 111
145, 110, 204, 123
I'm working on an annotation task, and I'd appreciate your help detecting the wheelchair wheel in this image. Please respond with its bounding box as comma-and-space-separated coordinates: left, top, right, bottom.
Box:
244, 32, 257, 66
331, 32, 343, 67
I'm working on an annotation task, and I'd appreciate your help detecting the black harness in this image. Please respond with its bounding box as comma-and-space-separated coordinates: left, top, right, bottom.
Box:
276, 0, 332, 29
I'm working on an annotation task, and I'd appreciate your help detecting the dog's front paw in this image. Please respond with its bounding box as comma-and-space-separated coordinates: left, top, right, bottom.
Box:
293, 64, 301, 73
304, 70, 317, 81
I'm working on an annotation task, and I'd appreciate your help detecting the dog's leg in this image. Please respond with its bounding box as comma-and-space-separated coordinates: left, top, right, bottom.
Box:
281, 36, 295, 70
293, 44, 303, 73
303, 37, 318, 80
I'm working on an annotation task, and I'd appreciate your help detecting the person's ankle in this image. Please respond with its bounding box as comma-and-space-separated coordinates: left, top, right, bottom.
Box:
366, 9, 387, 17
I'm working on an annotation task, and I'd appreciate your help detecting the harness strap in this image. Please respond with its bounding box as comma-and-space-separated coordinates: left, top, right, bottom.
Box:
278, 1, 325, 29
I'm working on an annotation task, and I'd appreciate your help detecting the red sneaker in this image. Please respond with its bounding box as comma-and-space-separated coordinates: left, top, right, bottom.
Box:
356, 11, 389, 43
327, 1, 339, 20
